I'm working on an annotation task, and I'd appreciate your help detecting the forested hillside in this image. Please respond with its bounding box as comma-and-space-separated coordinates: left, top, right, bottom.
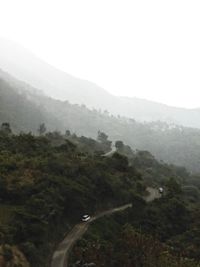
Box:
1, 70, 200, 173
0, 130, 144, 267
1, 3, 200, 267
69, 139, 200, 267
0, 127, 199, 266
1, 71, 200, 173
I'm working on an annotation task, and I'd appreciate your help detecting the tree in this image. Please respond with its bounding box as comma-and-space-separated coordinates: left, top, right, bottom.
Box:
97, 131, 112, 152
112, 153, 129, 171
166, 177, 182, 196
115, 140, 124, 151
65, 130, 71, 137
0, 123, 12, 135
97, 131, 108, 143
38, 123, 46, 136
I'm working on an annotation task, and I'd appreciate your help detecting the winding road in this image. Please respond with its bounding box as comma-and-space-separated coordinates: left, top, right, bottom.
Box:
103, 145, 116, 157
51, 187, 159, 267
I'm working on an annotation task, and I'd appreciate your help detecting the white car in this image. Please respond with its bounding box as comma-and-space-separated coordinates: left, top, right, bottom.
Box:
158, 187, 164, 194
81, 214, 91, 222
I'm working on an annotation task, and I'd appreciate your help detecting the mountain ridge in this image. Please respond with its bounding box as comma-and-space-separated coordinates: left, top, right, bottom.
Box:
1, 38, 200, 128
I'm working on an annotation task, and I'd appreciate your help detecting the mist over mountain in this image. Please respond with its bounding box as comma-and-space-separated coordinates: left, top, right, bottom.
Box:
1, 39, 200, 267
0, 68, 63, 133
1, 38, 200, 129
1, 68, 200, 173
2, 1, 200, 266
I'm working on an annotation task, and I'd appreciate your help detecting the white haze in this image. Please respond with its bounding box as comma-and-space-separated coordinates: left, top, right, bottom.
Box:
0, 0, 200, 108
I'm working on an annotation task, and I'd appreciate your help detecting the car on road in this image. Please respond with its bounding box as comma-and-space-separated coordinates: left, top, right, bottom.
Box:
81, 214, 91, 222
158, 187, 164, 194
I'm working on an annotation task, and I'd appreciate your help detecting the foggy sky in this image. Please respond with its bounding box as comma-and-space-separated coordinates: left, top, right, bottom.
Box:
0, 0, 200, 108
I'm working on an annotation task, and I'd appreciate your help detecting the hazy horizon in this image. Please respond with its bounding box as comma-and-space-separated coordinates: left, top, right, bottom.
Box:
1, 0, 200, 109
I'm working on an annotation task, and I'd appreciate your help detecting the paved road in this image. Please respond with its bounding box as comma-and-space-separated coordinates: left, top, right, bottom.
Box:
51, 188, 159, 267
145, 187, 161, 202
103, 146, 116, 157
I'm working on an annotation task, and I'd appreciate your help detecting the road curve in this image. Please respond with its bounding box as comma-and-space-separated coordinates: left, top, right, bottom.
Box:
51, 203, 132, 267
51, 188, 159, 267
103, 146, 116, 157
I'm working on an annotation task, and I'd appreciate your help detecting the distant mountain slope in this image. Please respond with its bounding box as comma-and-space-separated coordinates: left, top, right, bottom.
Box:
0, 38, 200, 128
0, 69, 63, 133
0, 38, 113, 108
1, 69, 200, 173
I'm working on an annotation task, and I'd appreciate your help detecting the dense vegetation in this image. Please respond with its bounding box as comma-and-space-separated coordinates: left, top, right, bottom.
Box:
70, 174, 200, 267
0, 124, 200, 266
67, 136, 200, 267
70, 221, 200, 267
0, 128, 145, 267
1, 41, 200, 267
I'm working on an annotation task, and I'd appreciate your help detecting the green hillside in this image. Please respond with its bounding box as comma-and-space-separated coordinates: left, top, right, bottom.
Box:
0, 130, 199, 266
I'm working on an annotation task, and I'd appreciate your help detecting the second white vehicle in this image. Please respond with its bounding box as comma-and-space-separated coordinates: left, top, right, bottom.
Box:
158, 187, 164, 194
81, 214, 91, 222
